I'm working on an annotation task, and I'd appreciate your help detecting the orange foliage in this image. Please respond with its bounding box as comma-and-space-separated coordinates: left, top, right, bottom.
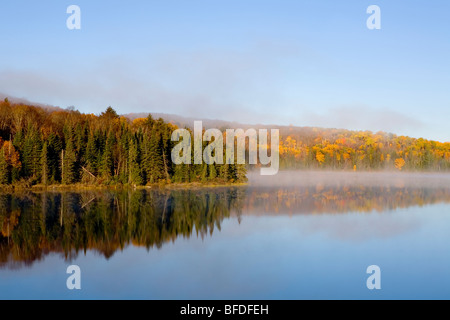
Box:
1, 141, 21, 169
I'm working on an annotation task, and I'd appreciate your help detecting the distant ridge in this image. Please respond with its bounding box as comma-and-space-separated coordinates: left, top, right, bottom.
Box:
0, 93, 438, 142
124, 112, 316, 134
0, 93, 64, 113
125, 112, 252, 130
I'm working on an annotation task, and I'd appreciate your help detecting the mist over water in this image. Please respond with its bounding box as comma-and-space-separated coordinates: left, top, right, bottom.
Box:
248, 170, 450, 188
2, 171, 450, 299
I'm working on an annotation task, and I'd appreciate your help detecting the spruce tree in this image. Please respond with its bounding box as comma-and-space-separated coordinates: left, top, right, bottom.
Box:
40, 142, 49, 185
201, 163, 208, 182
85, 132, 98, 175
235, 164, 247, 182
143, 132, 164, 184
22, 126, 42, 179
209, 164, 217, 180
62, 135, 77, 184
47, 133, 62, 183
128, 135, 143, 185
101, 131, 115, 180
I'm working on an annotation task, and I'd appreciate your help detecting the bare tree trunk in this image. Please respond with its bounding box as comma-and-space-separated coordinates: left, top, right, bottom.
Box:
61, 149, 64, 183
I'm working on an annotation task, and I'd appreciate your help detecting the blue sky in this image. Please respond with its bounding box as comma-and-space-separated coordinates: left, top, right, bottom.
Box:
0, 0, 449, 141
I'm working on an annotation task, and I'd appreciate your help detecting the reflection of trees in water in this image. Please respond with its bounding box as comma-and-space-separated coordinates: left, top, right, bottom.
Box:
0, 188, 246, 268
245, 186, 450, 215
1, 184, 450, 267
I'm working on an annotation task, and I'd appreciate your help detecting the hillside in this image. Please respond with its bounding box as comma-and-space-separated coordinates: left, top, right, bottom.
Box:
1, 97, 449, 182
125, 111, 450, 172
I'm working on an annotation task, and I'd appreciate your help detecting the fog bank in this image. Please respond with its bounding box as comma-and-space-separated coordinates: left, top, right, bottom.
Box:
248, 170, 450, 188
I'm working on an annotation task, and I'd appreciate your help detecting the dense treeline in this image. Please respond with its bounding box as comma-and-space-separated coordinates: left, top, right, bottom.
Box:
0, 100, 247, 186
1, 99, 449, 184
279, 127, 450, 171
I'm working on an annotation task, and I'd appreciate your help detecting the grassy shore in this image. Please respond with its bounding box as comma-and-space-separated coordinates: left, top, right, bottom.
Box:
0, 181, 248, 192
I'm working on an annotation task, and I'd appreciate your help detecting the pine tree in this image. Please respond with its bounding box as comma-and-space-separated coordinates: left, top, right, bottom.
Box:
143, 132, 164, 184
22, 126, 42, 179
74, 123, 86, 162
209, 164, 217, 180
101, 131, 115, 180
219, 163, 229, 182
128, 135, 143, 185
85, 132, 98, 175
228, 164, 237, 182
40, 142, 49, 185
201, 163, 208, 182
62, 136, 77, 184
47, 133, 62, 183
235, 164, 247, 182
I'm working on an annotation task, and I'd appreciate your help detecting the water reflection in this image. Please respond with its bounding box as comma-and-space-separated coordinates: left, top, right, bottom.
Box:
244, 185, 450, 215
1, 181, 450, 268
0, 188, 246, 268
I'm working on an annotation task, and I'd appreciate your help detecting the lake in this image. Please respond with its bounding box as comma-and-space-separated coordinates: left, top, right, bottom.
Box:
1, 171, 450, 299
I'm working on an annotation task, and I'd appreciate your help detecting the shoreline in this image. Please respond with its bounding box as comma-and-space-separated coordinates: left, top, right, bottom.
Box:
2, 169, 450, 192
0, 181, 249, 192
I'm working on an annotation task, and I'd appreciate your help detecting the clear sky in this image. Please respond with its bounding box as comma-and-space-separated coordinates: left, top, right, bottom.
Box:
0, 0, 449, 141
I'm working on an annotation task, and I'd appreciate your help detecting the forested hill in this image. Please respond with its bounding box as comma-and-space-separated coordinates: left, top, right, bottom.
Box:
277, 126, 450, 171
0, 100, 247, 186
128, 111, 450, 172
0, 99, 449, 188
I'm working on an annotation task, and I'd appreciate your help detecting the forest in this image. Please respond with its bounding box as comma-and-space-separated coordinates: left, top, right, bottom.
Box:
0, 99, 247, 186
1, 99, 450, 188
277, 125, 450, 171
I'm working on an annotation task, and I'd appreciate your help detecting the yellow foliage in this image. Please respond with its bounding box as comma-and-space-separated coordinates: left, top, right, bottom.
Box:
395, 158, 405, 171
315, 152, 325, 164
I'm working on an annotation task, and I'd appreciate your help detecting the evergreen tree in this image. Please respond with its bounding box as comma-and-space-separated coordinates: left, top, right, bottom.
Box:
62, 133, 77, 184
235, 164, 247, 182
201, 163, 208, 182
128, 135, 143, 185
47, 133, 62, 183
40, 142, 49, 185
143, 132, 164, 184
22, 126, 42, 179
101, 131, 115, 180
209, 164, 217, 180
219, 163, 229, 181
85, 132, 98, 175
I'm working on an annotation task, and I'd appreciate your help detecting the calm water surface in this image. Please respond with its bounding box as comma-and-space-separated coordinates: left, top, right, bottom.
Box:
1, 171, 450, 299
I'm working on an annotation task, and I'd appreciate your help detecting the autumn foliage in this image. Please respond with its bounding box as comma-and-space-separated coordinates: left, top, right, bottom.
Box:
0, 101, 246, 186
278, 127, 450, 171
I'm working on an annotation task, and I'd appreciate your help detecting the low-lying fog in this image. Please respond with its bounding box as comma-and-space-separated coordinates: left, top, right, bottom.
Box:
248, 170, 450, 188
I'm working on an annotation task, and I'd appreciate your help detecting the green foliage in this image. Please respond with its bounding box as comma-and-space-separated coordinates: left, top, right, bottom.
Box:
100, 131, 115, 180
22, 125, 42, 179
128, 135, 143, 185
0, 104, 243, 186
62, 129, 77, 184
40, 142, 49, 185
